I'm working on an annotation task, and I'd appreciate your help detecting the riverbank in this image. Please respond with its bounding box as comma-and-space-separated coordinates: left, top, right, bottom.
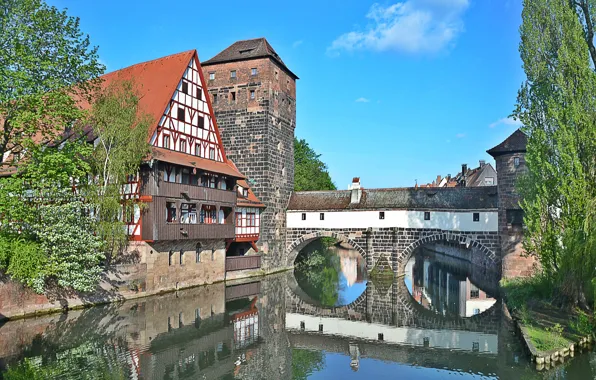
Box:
0, 265, 293, 322
501, 278, 596, 370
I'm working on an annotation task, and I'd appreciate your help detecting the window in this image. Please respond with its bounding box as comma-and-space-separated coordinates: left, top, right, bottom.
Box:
198, 115, 205, 129
164, 165, 175, 182
249, 90, 255, 100
473, 212, 480, 222
177, 107, 185, 121
196, 243, 202, 263
230, 70, 236, 78
180, 168, 190, 185
247, 213, 256, 227
514, 157, 520, 168
180, 250, 185, 265
275, 71, 278, 80
209, 147, 215, 160
301, 213, 306, 220
424, 212, 431, 221
163, 135, 170, 149
168, 251, 174, 266
470, 284, 480, 299
484, 177, 494, 185
235, 212, 242, 227
166, 202, 177, 223
182, 81, 188, 94
378, 333, 384, 341
379, 211, 385, 220
472, 341, 480, 351
209, 72, 215, 80
231, 91, 236, 102
195, 143, 201, 156
180, 203, 197, 224
243, 188, 248, 197
196, 87, 202, 100
320, 213, 324, 221
211, 249, 215, 261
180, 139, 186, 153
213, 94, 218, 104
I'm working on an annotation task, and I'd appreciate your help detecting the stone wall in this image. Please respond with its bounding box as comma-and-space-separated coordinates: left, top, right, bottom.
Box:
203, 57, 296, 271
495, 152, 537, 277
0, 240, 227, 321
285, 227, 500, 273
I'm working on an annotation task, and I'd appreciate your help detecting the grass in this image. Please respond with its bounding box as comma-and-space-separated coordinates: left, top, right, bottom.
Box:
501, 277, 594, 353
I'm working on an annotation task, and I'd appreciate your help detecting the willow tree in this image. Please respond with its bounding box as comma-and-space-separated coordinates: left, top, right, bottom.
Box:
515, 0, 596, 308
87, 80, 151, 262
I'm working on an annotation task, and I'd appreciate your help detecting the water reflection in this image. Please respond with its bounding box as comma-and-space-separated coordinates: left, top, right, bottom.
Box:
405, 248, 497, 317
0, 253, 594, 379
294, 240, 367, 307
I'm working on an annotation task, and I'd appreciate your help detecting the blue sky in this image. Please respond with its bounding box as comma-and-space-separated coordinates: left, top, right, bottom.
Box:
49, 0, 525, 189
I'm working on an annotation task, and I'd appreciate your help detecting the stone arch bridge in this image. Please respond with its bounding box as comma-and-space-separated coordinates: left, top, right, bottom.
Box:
286, 185, 500, 273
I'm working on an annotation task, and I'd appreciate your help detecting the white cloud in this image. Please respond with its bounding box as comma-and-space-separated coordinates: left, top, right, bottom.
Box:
355, 97, 371, 103
292, 40, 303, 48
328, 0, 470, 56
456, 133, 466, 139
489, 117, 523, 129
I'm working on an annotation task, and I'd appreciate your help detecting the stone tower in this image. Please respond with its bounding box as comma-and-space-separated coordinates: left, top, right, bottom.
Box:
202, 38, 298, 269
487, 129, 536, 277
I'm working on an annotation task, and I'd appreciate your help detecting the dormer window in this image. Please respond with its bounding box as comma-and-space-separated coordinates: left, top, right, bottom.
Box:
209, 72, 215, 80
251, 68, 258, 76
230, 70, 237, 79
243, 189, 248, 197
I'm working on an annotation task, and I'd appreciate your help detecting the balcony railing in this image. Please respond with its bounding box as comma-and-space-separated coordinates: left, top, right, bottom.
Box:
157, 182, 236, 204
225, 255, 262, 272
145, 222, 235, 241
225, 281, 261, 301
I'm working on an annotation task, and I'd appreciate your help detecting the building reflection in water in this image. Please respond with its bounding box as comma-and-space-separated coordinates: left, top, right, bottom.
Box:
405, 248, 497, 318
334, 246, 366, 287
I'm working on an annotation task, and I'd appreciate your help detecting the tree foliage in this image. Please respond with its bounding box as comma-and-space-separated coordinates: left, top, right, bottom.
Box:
294, 138, 336, 192
87, 79, 151, 261
0, 0, 104, 164
0, 143, 104, 293
515, 0, 596, 308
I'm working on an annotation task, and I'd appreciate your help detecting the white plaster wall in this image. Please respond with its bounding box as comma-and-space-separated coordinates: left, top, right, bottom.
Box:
286, 313, 498, 353
287, 210, 498, 232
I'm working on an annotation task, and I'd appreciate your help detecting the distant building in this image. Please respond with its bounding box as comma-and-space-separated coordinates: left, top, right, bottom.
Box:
420, 160, 497, 188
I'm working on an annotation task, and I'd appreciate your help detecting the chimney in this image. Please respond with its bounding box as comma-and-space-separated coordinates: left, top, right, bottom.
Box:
349, 177, 362, 204
461, 164, 468, 187
479, 160, 486, 167
436, 175, 442, 187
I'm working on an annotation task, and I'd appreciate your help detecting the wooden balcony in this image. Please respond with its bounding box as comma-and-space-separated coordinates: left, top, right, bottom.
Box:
143, 222, 235, 241
157, 182, 236, 204
225, 281, 261, 301
225, 255, 262, 272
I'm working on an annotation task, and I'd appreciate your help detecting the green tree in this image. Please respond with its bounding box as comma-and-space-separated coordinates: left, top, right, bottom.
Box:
292, 348, 325, 380
515, 0, 596, 308
294, 138, 336, 191
0, 0, 103, 165
0, 143, 104, 293
87, 79, 151, 261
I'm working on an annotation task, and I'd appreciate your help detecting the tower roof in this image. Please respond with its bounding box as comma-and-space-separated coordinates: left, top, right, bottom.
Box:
202, 38, 298, 79
487, 129, 528, 157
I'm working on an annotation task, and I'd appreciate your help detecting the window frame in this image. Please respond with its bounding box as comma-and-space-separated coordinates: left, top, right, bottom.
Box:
209, 72, 215, 80
379, 211, 385, 220
230, 70, 237, 79
473, 212, 480, 222
182, 81, 188, 94
424, 211, 431, 221
251, 68, 257, 76
177, 107, 185, 122
320, 213, 324, 221
301, 213, 306, 221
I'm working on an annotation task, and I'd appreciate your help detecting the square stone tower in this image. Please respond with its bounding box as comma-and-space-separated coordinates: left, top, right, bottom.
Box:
487, 129, 536, 277
202, 38, 298, 269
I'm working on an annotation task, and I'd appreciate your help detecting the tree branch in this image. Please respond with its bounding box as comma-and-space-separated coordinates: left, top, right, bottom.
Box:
574, 0, 596, 68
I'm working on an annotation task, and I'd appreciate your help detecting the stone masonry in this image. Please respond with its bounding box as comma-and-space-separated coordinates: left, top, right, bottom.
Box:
202, 39, 297, 271
285, 227, 500, 274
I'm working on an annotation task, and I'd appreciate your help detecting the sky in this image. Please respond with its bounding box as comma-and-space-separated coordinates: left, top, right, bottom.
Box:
48, 0, 526, 189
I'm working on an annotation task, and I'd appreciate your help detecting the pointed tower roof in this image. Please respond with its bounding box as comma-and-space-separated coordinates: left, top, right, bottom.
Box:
202, 38, 298, 79
487, 129, 528, 157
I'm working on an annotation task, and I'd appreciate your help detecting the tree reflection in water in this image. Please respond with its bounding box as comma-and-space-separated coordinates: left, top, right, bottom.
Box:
294, 238, 367, 307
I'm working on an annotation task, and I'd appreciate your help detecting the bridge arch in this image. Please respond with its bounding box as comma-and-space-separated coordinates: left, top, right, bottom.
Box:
286, 230, 368, 268
397, 232, 499, 275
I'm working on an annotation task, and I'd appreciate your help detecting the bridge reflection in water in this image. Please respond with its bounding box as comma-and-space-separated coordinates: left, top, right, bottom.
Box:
1, 251, 594, 378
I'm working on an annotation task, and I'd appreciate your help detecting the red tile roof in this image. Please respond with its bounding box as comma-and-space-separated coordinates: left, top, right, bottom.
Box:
151, 147, 244, 179
237, 179, 265, 208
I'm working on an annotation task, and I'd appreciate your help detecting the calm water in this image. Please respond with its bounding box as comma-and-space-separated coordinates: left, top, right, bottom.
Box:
1, 245, 595, 379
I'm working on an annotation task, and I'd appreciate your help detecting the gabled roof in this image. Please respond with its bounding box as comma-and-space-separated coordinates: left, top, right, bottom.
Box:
79, 50, 195, 136
288, 187, 498, 211
202, 38, 298, 80
151, 147, 244, 179
487, 129, 527, 157
237, 179, 265, 208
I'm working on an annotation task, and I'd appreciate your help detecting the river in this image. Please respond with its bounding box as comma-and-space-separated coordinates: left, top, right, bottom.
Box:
0, 243, 595, 379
